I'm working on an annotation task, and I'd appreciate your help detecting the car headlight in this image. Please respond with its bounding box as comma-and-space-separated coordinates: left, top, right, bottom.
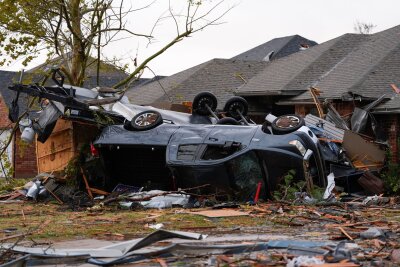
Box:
289, 140, 307, 156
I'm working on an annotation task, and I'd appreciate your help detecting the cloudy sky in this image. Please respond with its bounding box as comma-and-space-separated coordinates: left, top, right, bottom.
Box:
2, 0, 399, 78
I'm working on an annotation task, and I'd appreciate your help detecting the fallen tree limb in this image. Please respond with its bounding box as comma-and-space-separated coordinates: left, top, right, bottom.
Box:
0, 233, 29, 243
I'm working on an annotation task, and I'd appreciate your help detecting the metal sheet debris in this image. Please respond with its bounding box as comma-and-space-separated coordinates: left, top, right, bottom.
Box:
1, 230, 205, 258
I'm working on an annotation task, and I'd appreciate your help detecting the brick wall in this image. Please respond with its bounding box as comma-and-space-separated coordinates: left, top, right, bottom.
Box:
0, 95, 38, 178
332, 102, 356, 117
376, 114, 399, 162
295, 102, 355, 118
13, 129, 38, 178
294, 105, 308, 116
0, 96, 11, 128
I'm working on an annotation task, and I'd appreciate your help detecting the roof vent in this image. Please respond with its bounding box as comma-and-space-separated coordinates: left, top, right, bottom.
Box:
299, 44, 310, 51
263, 51, 274, 61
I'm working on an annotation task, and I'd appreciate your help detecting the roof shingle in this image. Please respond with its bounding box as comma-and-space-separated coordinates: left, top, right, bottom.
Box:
236, 24, 400, 111
231, 35, 317, 61
126, 59, 268, 108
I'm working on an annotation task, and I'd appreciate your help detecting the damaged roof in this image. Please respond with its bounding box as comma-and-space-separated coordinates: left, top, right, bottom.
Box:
235, 25, 400, 111
0, 70, 30, 113
231, 35, 318, 61
126, 59, 268, 108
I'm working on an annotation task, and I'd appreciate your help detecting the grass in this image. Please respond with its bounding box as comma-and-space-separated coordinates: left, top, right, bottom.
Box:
0, 202, 268, 241
1, 180, 399, 244
3, 200, 396, 242
0, 178, 31, 193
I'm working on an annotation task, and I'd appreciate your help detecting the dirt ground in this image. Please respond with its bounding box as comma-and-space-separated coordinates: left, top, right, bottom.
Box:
1, 199, 400, 266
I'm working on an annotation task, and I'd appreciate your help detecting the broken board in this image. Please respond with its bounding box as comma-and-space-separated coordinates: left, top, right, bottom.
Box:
187, 209, 249, 218
342, 130, 386, 170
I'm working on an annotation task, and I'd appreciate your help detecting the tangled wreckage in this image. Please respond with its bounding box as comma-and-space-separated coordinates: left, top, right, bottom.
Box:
7, 69, 386, 201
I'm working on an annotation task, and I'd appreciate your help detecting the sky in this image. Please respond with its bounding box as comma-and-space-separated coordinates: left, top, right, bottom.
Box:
1, 0, 400, 78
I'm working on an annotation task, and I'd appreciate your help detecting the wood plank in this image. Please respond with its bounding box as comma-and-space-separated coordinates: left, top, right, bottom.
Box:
36, 119, 100, 173
37, 131, 73, 156
52, 119, 73, 132
37, 150, 75, 172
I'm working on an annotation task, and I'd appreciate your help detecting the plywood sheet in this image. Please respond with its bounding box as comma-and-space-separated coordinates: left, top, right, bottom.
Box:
343, 130, 386, 170
36, 120, 75, 173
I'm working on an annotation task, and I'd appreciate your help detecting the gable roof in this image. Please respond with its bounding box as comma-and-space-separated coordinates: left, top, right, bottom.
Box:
125, 60, 209, 105
236, 25, 400, 111
125, 59, 268, 108
0, 70, 31, 110
231, 35, 317, 61
28, 56, 129, 88
235, 35, 348, 96
0, 71, 20, 107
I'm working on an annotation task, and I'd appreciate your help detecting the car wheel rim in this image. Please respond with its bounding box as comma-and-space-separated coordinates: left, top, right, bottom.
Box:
229, 103, 244, 114
199, 97, 212, 108
275, 116, 300, 129
135, 112, 158, 127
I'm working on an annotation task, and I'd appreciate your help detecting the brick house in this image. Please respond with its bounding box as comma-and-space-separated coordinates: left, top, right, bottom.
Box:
126, 59, 269, 108
126, 27, 400, 157
235, 25, 400, 158
126, 35, 317, 107
0, 70, 38, 178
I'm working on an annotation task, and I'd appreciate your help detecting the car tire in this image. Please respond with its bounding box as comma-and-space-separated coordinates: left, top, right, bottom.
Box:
130, 110, 163, 131
216, 117, 240, 125
223, 96, 248, 120
271, 114, 305, 134
192, 92, 218, 116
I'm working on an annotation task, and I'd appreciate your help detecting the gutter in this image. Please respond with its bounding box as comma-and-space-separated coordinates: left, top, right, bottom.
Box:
234, 91, 282, 97
275, 101, 314, 105
371, 109, 400, 114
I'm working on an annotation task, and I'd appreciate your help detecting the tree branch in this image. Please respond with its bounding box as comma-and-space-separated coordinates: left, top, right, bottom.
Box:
113, 29, 193, 89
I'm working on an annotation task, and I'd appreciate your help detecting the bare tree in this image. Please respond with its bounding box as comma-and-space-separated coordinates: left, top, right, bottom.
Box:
354, 20, 376, 34
0, 0, 233, 175
0, 0, 233, 87
114, 0, 233, 89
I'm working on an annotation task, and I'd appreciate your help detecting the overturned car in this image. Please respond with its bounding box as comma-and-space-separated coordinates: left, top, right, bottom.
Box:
96, 108, 327, 200
8, 70, 328, 200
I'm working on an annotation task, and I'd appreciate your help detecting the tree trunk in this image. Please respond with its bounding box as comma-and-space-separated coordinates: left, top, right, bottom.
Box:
69, 0, 86, 86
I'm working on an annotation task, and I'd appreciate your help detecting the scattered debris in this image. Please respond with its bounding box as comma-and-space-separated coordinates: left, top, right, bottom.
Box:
1, 68, 399, 266
359, 227, 385, 239
350, 94, 386, 134
287, 255, 325, 267
0, 196, 399, 266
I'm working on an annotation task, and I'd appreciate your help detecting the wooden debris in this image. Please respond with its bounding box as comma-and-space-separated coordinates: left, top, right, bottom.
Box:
338, 226, 354, 240
155, 258, 168, 267
80, 167, 110, 199
187, 209, 249, 218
